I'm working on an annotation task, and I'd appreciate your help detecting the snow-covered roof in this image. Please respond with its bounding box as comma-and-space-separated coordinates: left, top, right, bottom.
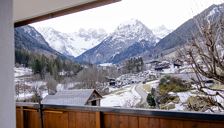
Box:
41, 89, 102, 106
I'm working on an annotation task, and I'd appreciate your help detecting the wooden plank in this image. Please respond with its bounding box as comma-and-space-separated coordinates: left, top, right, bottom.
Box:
21, 109, 40, 128
128, 116, 138, 128
139, 117, 149, 128
75, 112, 84, 128
170, 119, 183, 128
119, 115, 129, 128
76, 112, 90, 128
104, 114, 112, 128
20, 107, 24, 128
83, 112, 90, 128
43, 111, 68, 128
183, 121, 210, 128
89, 112, 96, 128
149, 118, 160, 128
209, 122, 224, 128
160, 118, 170, 128
29, 111, 41, 128
96, 112, 101, 128
16, 108, 24, 128
160, 119, 184, 128
110, 114, 120, 128
68, 112, 76, 128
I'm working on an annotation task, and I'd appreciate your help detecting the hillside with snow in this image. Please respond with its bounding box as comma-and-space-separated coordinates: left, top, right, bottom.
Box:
15, 25, 65, 58
149, 3, 224, 59
76, 19, 157, 64
152, 25, 172, 42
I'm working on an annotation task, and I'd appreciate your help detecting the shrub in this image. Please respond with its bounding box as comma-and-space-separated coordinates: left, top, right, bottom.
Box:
159, 94, 180, 104
147, 93, 156, 106
158, 76, 190, 95
186, 96, 213, 112
160, 103, 175, 110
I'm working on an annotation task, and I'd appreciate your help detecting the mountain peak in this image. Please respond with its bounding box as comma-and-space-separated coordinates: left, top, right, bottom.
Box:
152, 25, 172, 40
116, 19, 149, 32
35, 27, 107, 57
118, 19, 141, 28
76, 19, 158, 64
112, 19, 156, 43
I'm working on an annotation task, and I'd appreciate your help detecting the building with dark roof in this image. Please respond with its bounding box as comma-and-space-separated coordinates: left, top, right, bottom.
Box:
42, 89, 102, 106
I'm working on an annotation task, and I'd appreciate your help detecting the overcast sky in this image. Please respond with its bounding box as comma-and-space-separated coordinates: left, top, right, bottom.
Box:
31, 0, 224, 33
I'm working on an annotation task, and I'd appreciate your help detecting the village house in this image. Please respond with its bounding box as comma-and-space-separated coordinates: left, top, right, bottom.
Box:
173, 59, 183, 68
42, 89, 102, 106
143, 60, 161, 70
154, 61, 170, 71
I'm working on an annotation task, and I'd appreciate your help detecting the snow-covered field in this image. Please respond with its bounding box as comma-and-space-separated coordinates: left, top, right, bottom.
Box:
15, 67, 48, 100
14, 67, 32, 77
101, 85, 141, 107
170, 91, 194, 111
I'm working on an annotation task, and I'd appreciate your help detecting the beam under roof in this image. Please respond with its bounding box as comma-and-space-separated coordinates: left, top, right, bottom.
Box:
14, 0, 120, 27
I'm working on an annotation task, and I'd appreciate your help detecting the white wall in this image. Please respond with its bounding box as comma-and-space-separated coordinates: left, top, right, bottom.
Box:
0, 0, 15, 128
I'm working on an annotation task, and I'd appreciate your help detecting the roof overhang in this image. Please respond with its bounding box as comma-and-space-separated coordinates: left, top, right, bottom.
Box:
14, 0, 121, 27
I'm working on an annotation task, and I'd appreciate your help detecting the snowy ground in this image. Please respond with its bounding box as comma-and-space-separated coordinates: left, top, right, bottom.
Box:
14, 67, 32, 77
101, 85, 141, 107
170, 91, 194, 111
14, 67, 48, 100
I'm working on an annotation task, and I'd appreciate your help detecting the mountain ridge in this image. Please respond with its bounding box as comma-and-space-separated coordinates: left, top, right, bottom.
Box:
145, 3, 224, 59
76, 19, 158, 64
15, 25, 66, 59
35, 27, 107, 57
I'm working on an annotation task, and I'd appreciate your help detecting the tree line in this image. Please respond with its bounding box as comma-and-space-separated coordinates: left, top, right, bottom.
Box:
15, 49, 82, 80
124, 57, 144, 73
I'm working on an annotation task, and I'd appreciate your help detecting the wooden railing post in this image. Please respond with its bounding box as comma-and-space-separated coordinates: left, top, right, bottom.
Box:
20, 106, 24, 128
38, 103, 44, 128
96, 111, 103, 128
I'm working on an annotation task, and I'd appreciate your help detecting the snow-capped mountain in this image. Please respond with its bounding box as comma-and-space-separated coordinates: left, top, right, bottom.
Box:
35, 27, 107, 57
17, 26, 50, 47
15, 25, 65, 58
147, 3, 224, 59
152, 25, 172, 41
76, 19, 157, 64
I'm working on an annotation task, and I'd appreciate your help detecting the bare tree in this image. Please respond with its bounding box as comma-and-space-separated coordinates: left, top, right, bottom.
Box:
181, 10, 224, 111
15, 80, 32, 101
45, 75, 58, 95
76, 66, 98, 89
75, 65, 113, 95
31, 83, 42, 102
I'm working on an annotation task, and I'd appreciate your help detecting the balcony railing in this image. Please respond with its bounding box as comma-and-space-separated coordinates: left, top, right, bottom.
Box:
16, 102, 224, 128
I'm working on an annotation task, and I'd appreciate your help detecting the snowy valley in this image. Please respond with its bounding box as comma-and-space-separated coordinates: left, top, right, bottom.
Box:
14, 3, 224, 113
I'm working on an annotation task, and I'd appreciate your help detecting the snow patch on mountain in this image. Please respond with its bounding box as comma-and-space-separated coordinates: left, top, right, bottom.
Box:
114, 19, 157, 43
20, 26, 50, 47
152, 25, 172, 41
207, 4, 224, 18
35, 27, 107, 57
76, 19, 157, 64
207, 7, 219, 18
206, 4, 224, 24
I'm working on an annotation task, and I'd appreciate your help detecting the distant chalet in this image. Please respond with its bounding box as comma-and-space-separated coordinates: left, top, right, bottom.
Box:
42, 89, 102, 106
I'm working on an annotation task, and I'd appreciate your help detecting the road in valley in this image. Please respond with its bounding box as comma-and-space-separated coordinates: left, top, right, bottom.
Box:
135, 83, 148, 104
134, 80, 159, 104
